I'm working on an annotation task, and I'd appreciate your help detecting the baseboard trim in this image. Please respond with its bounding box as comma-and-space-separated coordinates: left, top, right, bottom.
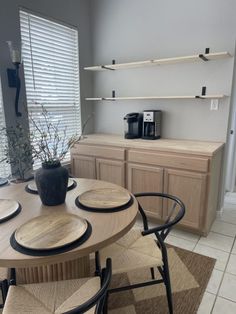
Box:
224, 192, 236, 209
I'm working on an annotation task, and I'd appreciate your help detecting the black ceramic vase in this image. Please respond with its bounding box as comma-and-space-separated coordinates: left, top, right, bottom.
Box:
35, 161, 69, 206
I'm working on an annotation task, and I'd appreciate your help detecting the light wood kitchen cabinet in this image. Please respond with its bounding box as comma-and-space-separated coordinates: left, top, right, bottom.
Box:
70, 134, 224, 235
96, 158, 125, 187
71, 155, 96, 179
71, 144, 126, 186
127, 163, 163, 219
163, 169, 207, 230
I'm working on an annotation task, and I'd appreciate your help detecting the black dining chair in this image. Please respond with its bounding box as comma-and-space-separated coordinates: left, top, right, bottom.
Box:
3, 258, 112, 314
95, 192, 185, 314
0, 269, 8, 308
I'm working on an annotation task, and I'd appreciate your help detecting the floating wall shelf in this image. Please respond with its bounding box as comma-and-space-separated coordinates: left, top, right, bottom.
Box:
85, 95, 227, 101
84, 51, 232, 71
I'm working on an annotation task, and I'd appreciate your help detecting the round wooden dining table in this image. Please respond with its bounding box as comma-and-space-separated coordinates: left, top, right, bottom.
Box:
0, 178, 138, 284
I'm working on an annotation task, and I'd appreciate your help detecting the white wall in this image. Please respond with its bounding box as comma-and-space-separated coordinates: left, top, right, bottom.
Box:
90, 0, 236, 142
0, 0, 94, 133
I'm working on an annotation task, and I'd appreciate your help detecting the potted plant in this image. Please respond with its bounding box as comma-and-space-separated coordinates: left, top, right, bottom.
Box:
30, 106, 78, 206
0, 123, 33, 183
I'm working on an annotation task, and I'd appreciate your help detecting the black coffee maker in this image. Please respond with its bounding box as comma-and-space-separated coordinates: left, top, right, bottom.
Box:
142, 110, 162, 140
124, 112, 143, 139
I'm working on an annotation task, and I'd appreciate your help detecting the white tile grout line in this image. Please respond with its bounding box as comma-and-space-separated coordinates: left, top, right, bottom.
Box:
209, 229, 236, 238
210, 235, 236, 313
192, 236, 200, 251
207, 230, 235, 239
167, 233, 199, 244
171, 231, 234, 253
216, 215, 236, 225
191, 243, 200, 251
194, 231, 235, 254
208, 230, 236, 239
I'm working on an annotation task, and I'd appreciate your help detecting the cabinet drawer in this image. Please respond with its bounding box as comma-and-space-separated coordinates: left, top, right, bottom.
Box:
71, 144, 125, 161
128, 150, 209, 172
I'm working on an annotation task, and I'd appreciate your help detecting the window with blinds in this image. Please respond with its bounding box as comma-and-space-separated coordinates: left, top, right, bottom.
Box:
0, 77, 10, 177
20, 9, 81, 168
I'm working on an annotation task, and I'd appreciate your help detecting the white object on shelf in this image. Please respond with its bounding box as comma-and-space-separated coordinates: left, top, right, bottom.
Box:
84, 51, 232, 71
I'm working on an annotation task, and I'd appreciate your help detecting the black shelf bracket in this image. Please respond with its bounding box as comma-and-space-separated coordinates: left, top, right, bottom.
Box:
199, 48, 210, 61
101, 65, 115, 70
112, 90, 116, 101
195, 86, 207, 99
101, 59, 116, 70
102, 90, 116, 101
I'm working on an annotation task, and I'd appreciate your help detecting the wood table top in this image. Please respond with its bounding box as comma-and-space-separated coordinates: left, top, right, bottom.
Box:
0, 178, 138, 268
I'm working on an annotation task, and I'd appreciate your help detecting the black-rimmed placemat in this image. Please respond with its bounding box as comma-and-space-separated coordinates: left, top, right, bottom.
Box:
75, 195, 134, 213
0, 202, 21, 224
0, 178, 9, 187
10, 220, 92, 256
25, 180, 77, 195
67, 180, 77, 191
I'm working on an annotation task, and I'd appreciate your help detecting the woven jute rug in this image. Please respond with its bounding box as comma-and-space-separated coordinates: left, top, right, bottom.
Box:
0, 245, 215, 314
105, 245, 216, 314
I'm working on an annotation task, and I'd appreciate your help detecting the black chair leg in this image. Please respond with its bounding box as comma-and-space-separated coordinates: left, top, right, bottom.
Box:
150, 267, 155, 279
102, 293, 108, 314
10, 268, 16, 284
0, 282, 2, 309
95, 251, 102, 276
1, 279, 9, 305
163, 265, 173, 314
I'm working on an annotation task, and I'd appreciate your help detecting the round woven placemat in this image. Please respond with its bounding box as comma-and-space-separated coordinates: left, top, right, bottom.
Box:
75, 194, 134, 213
0, 178, 9, 187
0, 199, 21, 223
15, 213, 88, 251
77, 188, 131, 210
10, 221, 92, 256
25, 179, 77, 194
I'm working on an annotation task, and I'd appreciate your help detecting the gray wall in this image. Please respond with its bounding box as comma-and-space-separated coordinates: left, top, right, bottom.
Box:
0, 0, 94, 133
90, 0, 236, 142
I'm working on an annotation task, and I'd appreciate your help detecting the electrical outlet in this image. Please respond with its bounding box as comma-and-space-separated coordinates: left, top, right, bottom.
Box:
210, 99, 219, 110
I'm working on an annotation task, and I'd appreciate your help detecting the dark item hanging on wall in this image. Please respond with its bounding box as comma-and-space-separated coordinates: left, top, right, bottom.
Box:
7, 62, 22, 117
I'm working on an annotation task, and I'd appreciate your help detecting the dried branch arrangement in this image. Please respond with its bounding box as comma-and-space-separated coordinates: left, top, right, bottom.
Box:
0, 123, 32, 180
29, 106, 79, 165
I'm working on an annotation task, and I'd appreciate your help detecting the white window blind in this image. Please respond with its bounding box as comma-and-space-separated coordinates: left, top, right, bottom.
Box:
20, 10, 81, 168
0, 77, 10, 177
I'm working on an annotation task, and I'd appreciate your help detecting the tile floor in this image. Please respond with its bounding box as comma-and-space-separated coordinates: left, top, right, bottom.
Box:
137, 208, 236, 313
1, 210, 235, 314
164, 209, 236, 313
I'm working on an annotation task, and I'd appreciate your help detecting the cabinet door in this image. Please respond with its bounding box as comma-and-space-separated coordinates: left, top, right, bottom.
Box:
71, 155, 96, 179
127, 163, 163, 219
96, 158, 125, 187
164, 169, 207, 230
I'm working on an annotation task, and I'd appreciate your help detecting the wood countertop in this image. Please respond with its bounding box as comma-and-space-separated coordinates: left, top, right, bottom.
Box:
75, 134, 224, 157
